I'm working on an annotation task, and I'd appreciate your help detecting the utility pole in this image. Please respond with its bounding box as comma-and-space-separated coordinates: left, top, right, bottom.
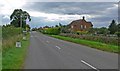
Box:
16, 14, 22, 48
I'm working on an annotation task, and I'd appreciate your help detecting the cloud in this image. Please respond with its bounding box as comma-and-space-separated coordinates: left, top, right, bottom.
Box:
0, 1, 118, 28
23, 2, 116, 15
25, 0, 119, 2
23, 2, 118, 28
0, 0, 28, 16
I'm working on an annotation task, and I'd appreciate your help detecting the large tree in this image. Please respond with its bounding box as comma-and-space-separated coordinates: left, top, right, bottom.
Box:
10, 9, 31, 29
108, 20, 117, 34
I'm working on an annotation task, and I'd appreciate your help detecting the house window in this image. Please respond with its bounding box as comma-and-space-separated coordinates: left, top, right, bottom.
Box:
81, 25, 83, 29
71, 25, 73, 28
84, 25, 86, 29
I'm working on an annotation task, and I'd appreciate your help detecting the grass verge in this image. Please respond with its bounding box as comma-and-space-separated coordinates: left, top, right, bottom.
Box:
2, 34, 30, 69
51, 35, 118, 53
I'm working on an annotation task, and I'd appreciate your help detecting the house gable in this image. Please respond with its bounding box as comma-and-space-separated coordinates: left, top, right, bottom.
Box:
69, 16, 93, 32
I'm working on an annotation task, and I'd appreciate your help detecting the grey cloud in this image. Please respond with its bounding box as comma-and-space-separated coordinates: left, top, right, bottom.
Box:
26, 0, 119, 2
22, 2, 118, 28
24, 2, 116, 15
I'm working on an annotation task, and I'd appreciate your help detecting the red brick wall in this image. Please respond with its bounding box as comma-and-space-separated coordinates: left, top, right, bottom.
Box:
70, 20, 92, 31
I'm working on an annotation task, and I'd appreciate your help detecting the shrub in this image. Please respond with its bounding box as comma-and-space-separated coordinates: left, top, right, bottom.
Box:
42, 27, 60, 35
2, 26, 21, 39
2, 26, 22, 52
76, 31, 88, 35
115, 32, 120, 37
60, 33, 118, 46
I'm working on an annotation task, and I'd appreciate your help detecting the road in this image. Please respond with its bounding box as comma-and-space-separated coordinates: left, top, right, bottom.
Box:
24, 31, 118, 70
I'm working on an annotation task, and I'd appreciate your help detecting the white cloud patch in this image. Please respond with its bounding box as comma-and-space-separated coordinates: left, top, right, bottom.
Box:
0, 0, 27, 15
29, 11, 94, 22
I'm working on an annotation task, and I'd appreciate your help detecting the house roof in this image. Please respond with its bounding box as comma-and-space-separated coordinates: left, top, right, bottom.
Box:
69, 17, 93, 26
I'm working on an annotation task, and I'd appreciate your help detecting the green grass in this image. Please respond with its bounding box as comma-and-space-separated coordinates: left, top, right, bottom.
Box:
51, 35, 118, 53
2, 34, 30, 69
0, 50, 1, 71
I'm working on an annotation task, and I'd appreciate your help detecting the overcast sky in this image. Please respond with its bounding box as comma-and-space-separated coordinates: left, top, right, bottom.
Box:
0, 0, 119, 28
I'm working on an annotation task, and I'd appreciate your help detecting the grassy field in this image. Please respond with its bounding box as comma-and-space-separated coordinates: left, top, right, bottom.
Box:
2, 34, 30, 69
51, 35, 118, 53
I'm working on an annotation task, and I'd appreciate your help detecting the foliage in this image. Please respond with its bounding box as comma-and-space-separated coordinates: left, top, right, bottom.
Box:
115, 24, 120, 37
42, 27, 60, 35
88, 27, 109, 35
76, 31, 88, 35
115, 32, 120, 37
108, 20, 117, 34
2, 25, 30, 69
61, 25, 71, 33
60, 33, 118, 46
88, 28, 98, 34
10, 9, 31, 29
97, 27, 109, 35
2, 26, 21, 39
32, 27, 38, 31
26, 24, 31, 31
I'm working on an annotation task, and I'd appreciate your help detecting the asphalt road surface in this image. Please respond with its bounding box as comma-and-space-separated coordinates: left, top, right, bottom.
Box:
24, 31, 118, 70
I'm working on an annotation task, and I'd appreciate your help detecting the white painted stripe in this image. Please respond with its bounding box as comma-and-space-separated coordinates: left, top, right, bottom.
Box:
46, 41, 49, 43
81, 60, 99, 71
56, 46, 61, 49
31, 36, 33, 37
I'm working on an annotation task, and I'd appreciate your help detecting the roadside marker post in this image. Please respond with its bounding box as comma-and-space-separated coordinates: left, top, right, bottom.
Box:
16, 41, 21, 48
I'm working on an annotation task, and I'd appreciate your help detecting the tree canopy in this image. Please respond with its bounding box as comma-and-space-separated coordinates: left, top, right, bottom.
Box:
108, 20, 117, 34
10, 9, 31, 29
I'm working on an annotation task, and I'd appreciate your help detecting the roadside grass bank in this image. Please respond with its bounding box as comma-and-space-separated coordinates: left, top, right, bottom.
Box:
2, 34, 30, 69
51, 35, 118, 53
2, 35, 22, 53
0, 43, 1, 71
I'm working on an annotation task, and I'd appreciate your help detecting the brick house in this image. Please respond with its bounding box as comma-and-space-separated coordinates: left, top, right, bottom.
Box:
69, 16, 93, 32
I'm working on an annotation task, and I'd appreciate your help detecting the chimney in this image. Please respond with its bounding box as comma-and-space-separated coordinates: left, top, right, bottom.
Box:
83, 16, 85, 20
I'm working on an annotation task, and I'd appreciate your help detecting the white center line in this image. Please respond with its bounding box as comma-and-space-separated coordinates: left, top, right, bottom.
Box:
46, 41, 49, 43
31, 36, 33, 37
56, 46, 61, 49
81, 60, 100, 71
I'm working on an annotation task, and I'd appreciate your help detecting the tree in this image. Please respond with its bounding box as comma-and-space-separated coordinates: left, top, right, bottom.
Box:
26, 24, 31, 31
108, 20, 117, 34
61, 25, 71, 33
88, 28, 99, 35
115, 23, 120, 37
55, 25, 59, 27
98, 27, 109, 35
59, 23, 62, 27
10, 9, 31, 29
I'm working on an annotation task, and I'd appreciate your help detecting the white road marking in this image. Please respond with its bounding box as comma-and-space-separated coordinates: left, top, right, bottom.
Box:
31, 36, 33, 37
46, 41, 49, 43
56, 46, 61, 49
81, 60, 100, 71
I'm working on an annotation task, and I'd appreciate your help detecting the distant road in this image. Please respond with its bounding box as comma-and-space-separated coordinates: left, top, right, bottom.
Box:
24, 31, 118, 70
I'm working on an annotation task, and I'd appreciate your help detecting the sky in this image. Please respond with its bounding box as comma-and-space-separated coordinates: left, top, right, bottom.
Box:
0, 0, 119, 28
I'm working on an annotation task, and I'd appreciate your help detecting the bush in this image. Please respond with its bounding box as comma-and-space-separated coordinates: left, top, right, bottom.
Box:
2, 26, 22, 52
60, 33, 118, 46
115, 32, 120, 37
76, 31, 88, 35
2, 26, 21, 39
42, 27, 60, 35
